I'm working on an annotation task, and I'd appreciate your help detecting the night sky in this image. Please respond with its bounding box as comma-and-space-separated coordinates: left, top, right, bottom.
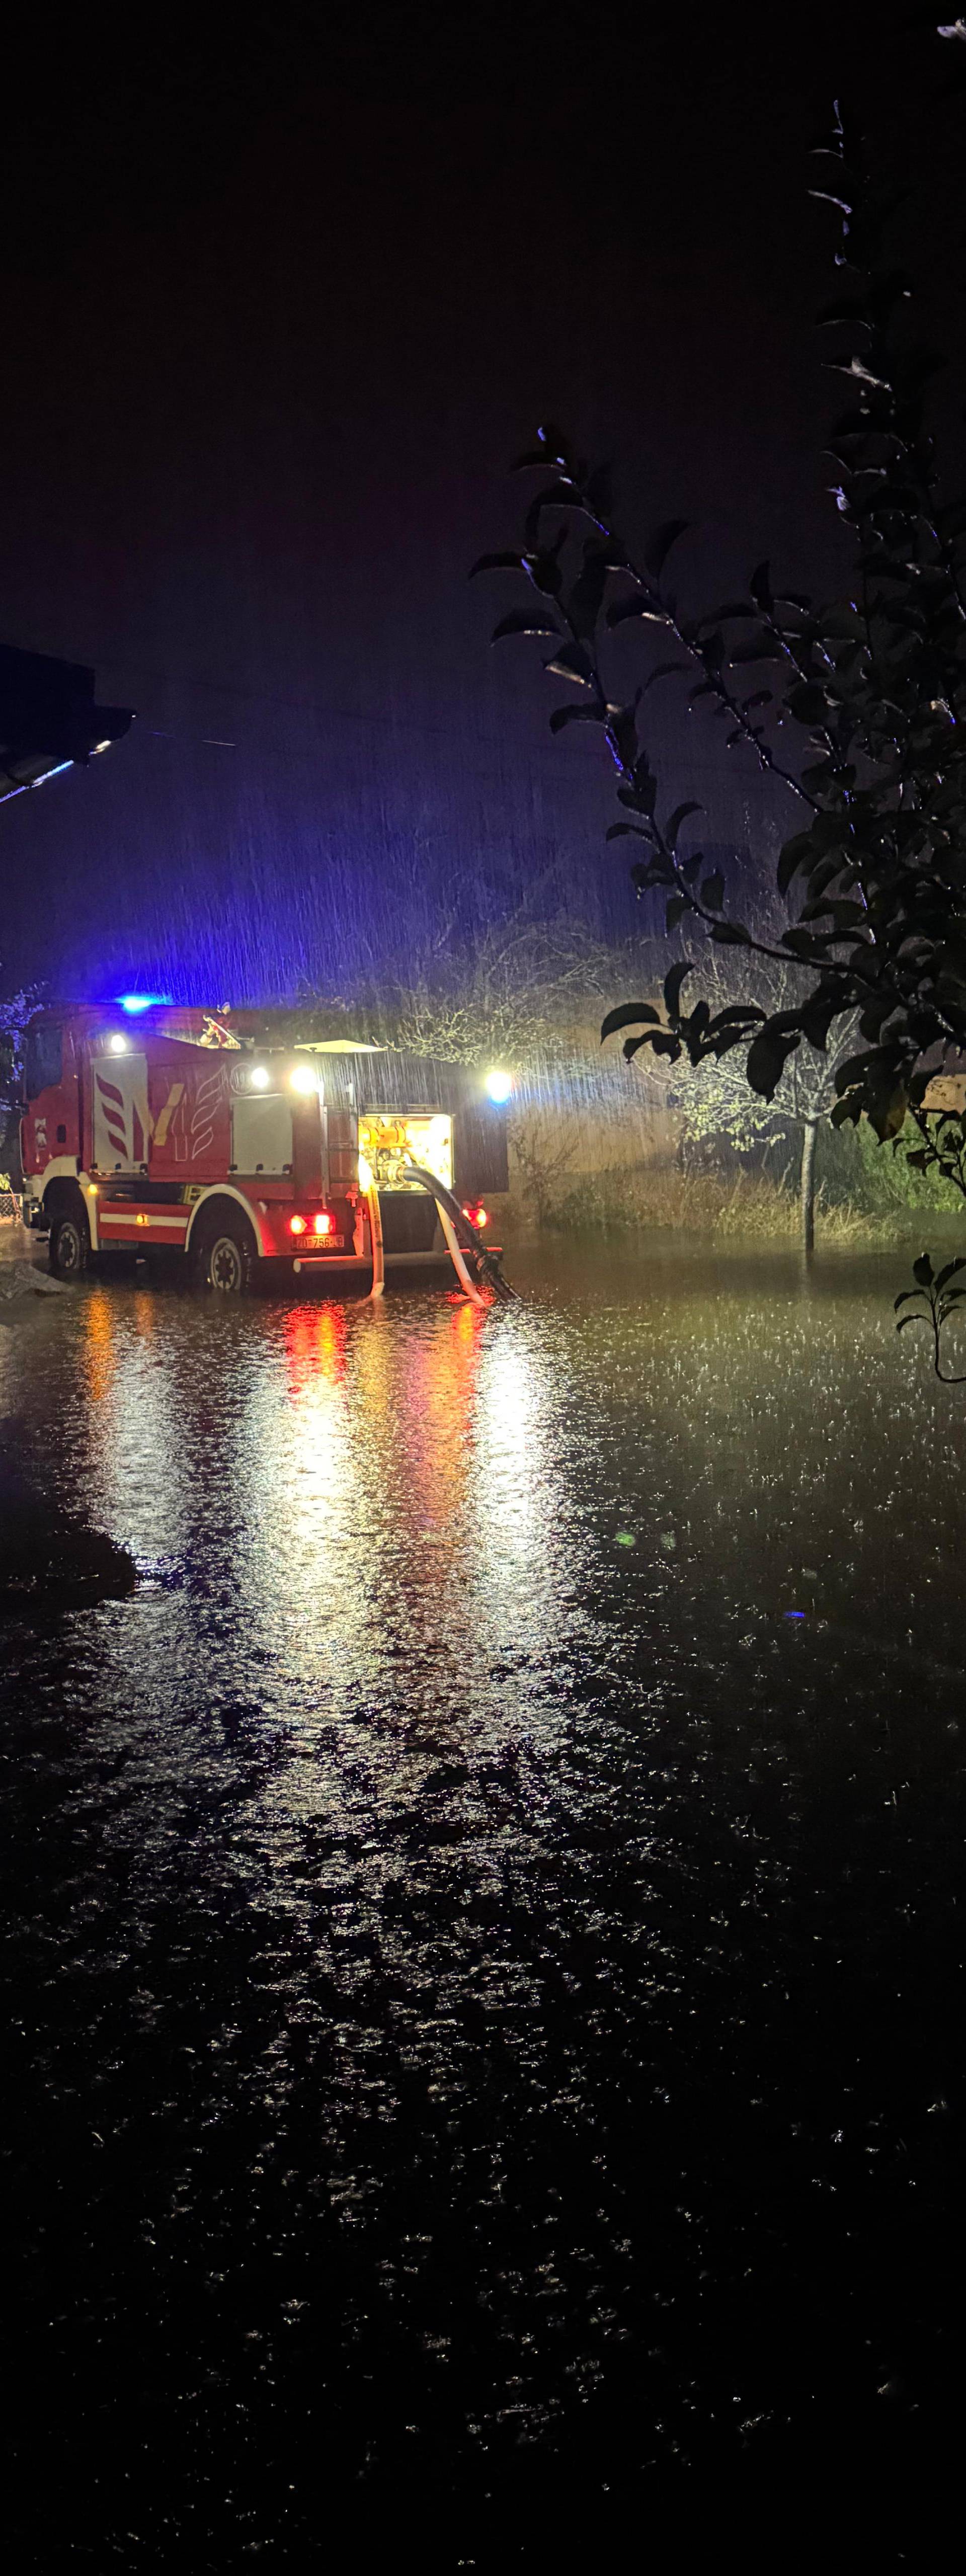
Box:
0, 5, 959, 1002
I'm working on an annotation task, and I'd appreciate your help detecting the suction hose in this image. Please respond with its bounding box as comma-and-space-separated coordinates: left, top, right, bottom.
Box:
404, 1161, 517, 1303
362, 1169, 384, 1299
435, 1200, 486, 1306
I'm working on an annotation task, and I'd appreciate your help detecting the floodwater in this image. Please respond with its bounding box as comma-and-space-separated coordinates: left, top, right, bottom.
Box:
2, 1239, 964, 2562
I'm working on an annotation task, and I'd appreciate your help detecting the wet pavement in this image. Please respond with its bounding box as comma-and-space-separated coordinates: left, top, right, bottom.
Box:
2, 1239, 963, 2561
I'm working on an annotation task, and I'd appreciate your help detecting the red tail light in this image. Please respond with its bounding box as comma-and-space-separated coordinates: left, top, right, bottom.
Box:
461, 1202, 489, 1229
289, 1215, 306, 1235
313, 1212, 332, 1237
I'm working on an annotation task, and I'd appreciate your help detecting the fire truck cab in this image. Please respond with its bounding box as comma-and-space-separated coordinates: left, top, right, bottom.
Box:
19, 1004, 510, 1290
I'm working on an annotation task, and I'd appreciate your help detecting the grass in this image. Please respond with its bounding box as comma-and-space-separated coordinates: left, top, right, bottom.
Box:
497, 1157, 965, 1245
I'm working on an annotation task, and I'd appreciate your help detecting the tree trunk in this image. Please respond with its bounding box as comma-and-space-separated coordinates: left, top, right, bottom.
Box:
800, 1118, 818, 1258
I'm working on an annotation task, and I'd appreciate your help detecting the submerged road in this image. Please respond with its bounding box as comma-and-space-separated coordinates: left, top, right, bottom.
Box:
2, 1239, 963, 2560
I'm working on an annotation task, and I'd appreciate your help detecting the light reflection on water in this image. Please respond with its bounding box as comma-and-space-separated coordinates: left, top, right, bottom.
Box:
1, 1239, 964, 2545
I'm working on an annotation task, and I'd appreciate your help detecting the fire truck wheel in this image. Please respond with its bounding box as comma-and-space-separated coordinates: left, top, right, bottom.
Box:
194, 1209, 255, 1294
48, 1201, 91, 1279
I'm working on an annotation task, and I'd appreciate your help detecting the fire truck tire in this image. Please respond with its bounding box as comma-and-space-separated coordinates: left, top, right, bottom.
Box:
48, 1199, 91, 1280
193, 1206, 256, 1294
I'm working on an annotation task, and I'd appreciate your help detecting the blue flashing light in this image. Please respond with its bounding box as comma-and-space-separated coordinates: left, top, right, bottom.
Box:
116, 992, 171, 1014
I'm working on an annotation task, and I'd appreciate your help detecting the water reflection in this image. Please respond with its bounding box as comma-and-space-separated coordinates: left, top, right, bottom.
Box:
2, 1243, 964, 2545
282, 1300, 352, 1546
397, 1295, 482, 1531
81, 1281, 116, 1405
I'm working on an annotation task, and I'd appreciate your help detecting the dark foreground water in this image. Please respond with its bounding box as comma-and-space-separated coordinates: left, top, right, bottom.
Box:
2, 1240, 964, 2563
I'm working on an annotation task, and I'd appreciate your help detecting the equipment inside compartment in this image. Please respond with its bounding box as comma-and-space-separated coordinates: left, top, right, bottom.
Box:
357, 1111, 453, 1191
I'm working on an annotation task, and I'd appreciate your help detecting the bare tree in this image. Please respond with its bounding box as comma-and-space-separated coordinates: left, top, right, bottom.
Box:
630, 920, 859, 1254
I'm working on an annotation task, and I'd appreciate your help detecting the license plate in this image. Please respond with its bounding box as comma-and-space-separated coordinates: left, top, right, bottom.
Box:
301, 1234, 344, 1251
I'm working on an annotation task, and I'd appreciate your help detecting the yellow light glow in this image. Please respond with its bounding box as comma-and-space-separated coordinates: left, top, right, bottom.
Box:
250, 1065, 270, 1090
358, 1153, 373, 1192
357, 1110, 452, 1192
108, 1032, 127, 1055
289, 1062, 316, 1094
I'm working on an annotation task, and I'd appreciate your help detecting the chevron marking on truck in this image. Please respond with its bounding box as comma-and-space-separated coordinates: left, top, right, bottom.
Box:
95, 1070, 145, 1165
150, 1082, 185, 1151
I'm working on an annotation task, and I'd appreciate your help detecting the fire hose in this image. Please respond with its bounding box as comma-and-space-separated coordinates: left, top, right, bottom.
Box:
361, 1167, 384, 1299
403, 1161, 518, 1303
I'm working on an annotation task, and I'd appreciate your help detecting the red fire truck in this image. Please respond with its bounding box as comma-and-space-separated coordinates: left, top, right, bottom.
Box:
19, 1003, 510, 1290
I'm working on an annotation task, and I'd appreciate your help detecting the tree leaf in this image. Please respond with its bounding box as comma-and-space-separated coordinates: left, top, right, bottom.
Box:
606, 595, 668, 628
912, 1252, 935, 1287
470, 551, 525, 577
710, 921, 753, 945
606, 703, 641, 769
642, 660, 691, 689
491, 609, 560, 641
600, 1003, 661, 1041
777, 832, 816, 896
665, 800, 703, 850
548, 704, 604, 733
799, 993, 841, 1050
663, 961, 692, 1020
569, 549, 611, 634
645, 518, 689, 580
730, 637, 782, 664
712, 1005, 767, 1028
750, 560, 772, 610
747, 1026, 799, 1098
523, 549, 564, 598
584, 463, 614, 517
543, 642, 594, 683
787, 681, 830, 725
524, 482, 584, 542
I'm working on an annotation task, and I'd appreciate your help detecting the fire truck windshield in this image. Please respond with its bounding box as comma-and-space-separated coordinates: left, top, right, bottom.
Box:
24, 1023, 62, 1098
